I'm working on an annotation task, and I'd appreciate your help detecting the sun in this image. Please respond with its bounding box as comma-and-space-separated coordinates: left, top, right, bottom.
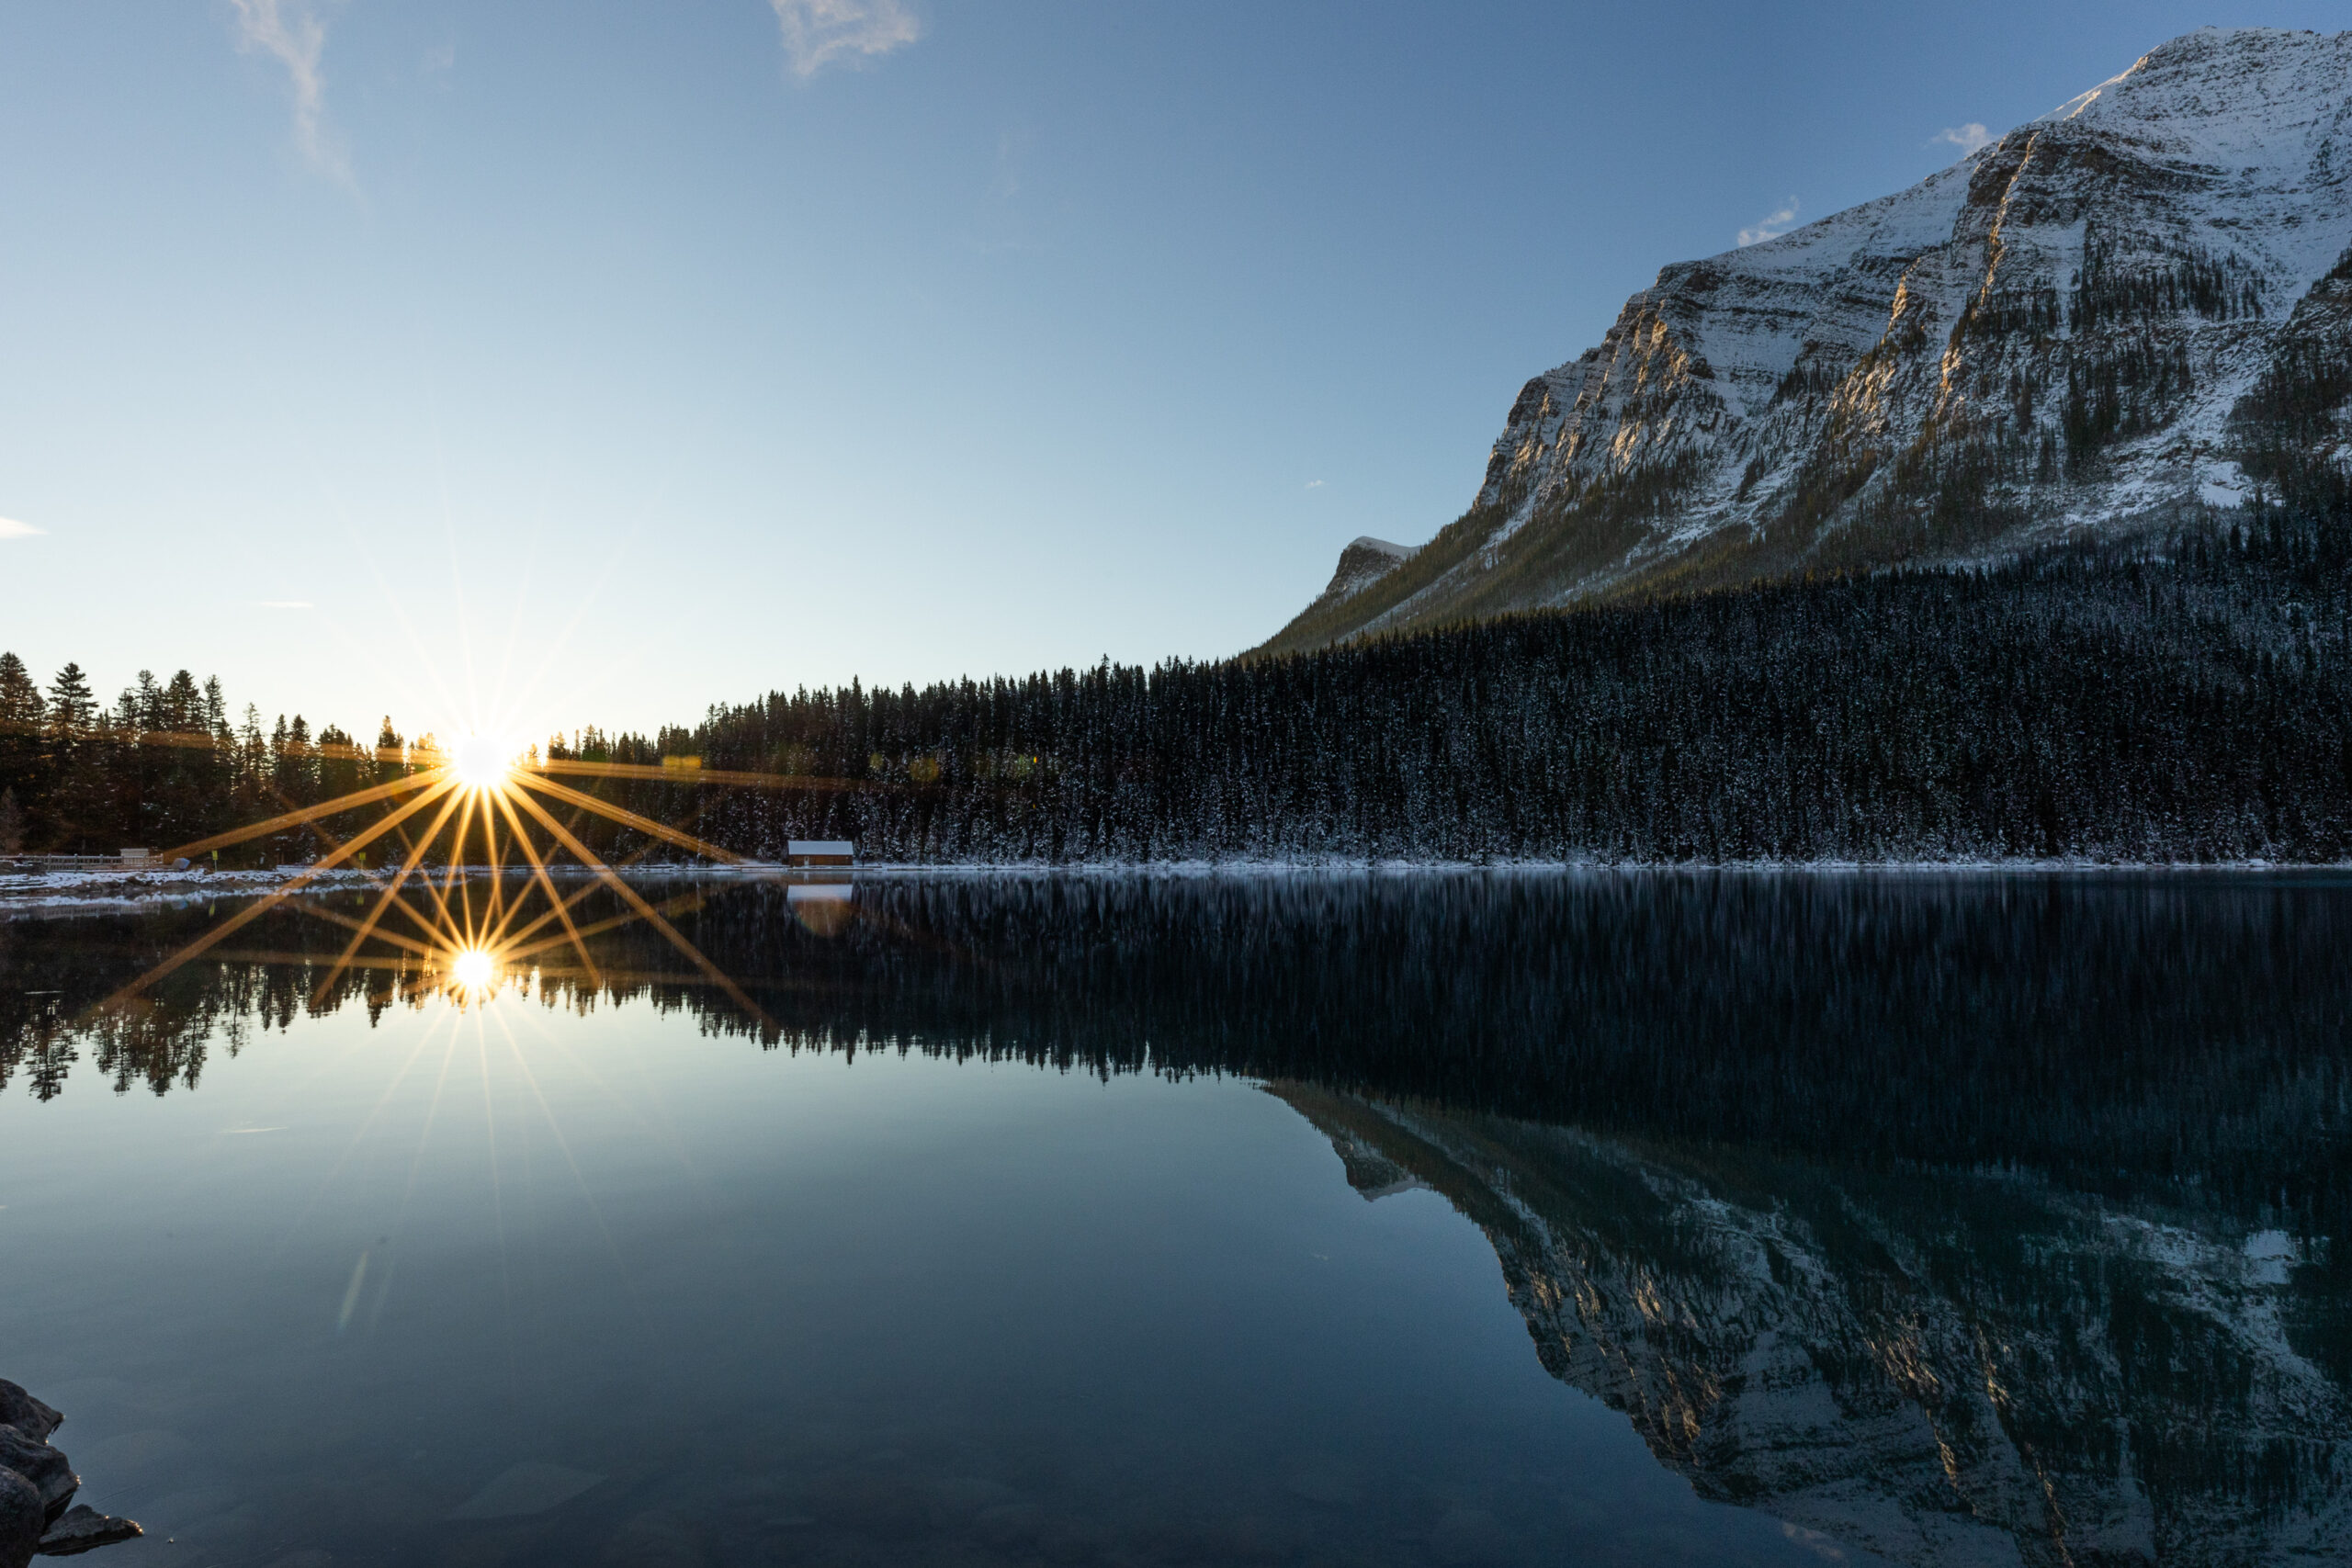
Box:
449, 946, 499, 997
109, 705, 811, 1032
449, 733, 515, 792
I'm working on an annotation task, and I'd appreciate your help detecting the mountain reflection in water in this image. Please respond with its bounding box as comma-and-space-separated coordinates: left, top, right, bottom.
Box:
5, 871, 2348, 1566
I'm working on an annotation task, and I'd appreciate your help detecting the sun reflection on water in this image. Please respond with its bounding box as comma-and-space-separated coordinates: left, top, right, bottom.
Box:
447, 946, 500, 1004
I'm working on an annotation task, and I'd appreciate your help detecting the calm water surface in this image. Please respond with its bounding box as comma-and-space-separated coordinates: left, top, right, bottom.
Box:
3, 872, 2348, 1567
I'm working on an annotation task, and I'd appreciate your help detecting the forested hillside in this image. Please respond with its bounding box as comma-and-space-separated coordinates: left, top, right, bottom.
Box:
4, 515, 2349, 865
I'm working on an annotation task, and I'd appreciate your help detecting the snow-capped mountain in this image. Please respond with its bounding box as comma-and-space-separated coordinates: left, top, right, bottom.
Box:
1262, 28, 2352, 655
1271, 1082, 2352, 1567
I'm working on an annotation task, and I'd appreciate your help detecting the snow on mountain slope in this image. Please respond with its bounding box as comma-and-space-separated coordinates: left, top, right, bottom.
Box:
1261, 28, 2352, 656
1271, 1083, 2352, 1567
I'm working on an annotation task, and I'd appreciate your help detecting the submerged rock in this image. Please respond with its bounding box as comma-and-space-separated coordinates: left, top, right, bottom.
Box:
0, 1383, 140, 1568
31, 1507, 141, 1558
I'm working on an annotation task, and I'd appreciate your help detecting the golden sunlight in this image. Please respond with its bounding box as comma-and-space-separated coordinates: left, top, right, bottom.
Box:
450, 733, 516, 792
117, 710, 817, 1029
449, 946, 499, 996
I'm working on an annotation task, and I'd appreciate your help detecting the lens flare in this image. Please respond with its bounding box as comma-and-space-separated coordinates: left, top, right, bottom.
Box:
450, 946, 498, 997
451, 734, 514, 792
112, 703, 858, 1032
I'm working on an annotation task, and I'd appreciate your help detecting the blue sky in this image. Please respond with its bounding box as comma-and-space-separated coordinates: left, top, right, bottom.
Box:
1, 0, 2342, 741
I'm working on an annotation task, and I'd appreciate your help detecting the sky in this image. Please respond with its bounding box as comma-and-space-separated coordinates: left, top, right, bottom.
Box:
1, 0, 2344, 743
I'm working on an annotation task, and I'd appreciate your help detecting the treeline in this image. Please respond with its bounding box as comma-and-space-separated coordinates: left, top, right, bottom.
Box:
10, 874, 2350, 1235
0, 656, 427, 863
604, 513, 2352, 863
6, 513, 2352, 864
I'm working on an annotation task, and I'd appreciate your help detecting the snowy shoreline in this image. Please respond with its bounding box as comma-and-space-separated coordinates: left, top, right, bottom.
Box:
3, 855, 2346, 919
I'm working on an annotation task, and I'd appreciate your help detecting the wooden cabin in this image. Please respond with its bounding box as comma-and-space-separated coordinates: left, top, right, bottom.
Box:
786, 840, 855, 867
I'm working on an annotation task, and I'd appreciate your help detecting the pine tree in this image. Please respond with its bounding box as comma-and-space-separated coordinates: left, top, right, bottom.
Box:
44, 663, 103, 852
46, 662, 94, 737
0, 654, 45, 825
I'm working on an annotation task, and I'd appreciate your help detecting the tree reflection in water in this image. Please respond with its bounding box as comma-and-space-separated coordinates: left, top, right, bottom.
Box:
6, 870, 2348, 1564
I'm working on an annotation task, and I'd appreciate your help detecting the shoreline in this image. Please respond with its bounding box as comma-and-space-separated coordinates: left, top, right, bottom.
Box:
4, 855, 2347, 919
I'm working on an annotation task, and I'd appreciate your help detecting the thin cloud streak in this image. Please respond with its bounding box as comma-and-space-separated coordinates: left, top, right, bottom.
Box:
769, 0, 923, 79
228, 0, 349, 182
0, 517, 44, 539
1737, 197, 1800, 248
1936, 122, 1995, 155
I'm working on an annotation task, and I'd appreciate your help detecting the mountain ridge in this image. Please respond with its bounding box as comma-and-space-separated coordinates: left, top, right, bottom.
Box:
1259, 27, 2352, 656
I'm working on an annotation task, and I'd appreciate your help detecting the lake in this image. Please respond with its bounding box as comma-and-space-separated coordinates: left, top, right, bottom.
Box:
3, 871, 2347, 1567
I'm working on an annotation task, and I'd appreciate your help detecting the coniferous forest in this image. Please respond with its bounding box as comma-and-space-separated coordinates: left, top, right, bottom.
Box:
3, 514, 2349, 865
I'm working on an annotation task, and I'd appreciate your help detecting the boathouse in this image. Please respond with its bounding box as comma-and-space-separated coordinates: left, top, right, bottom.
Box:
786, 840, 855, 867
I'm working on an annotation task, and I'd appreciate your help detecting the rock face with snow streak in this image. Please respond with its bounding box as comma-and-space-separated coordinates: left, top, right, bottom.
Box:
1271, 1082, 2352, 1568
1282, 536, 1421, 633
1261, 28, 2352, 655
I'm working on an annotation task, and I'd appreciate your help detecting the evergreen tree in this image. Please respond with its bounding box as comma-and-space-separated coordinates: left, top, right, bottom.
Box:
44, 662, 101, 852
0, 510, 2347, 867
0, 654, 44, 828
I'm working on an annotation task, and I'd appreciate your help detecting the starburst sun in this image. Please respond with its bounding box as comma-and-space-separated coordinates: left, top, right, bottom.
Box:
88, 723, 861, 1029
448, 734, 518, 793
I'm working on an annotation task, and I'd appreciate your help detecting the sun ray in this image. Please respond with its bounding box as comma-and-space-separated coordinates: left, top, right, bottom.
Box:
469, 832, 689, 957
96, 776, 463, 1016
382, 855, 476, 953
149, 771, 445, 865
486, 1006, 629, 1268
499, 887, 713, 965
492, 885, 708, 969
441, 787, 482, 947
532, 757, 883, 793
211, 949, 426, 973
487, 788, 603, 990
479, 791, 510, 937
276, 900, 441, 959
83, 656, 866, 1037
311, 784, 470, 1005
506, 785, 776, 1030
513, 773, 749, 864
251, 778, 359, 863
263, 999, 469, 1266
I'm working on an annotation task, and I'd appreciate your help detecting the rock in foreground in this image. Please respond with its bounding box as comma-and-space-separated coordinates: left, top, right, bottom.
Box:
0, 1383, 140, 1568
32, 1507, 143, 1558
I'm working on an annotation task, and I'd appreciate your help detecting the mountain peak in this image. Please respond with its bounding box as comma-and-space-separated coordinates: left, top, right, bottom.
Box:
2041, 27, 2351, 159
1256, 28, 2352, 657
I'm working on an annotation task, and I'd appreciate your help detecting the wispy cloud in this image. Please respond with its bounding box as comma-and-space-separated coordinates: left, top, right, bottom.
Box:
0, 517, 43, 539
769, 0, 923, 79
1305, 479, 1326, 490
228, 0, 349, 181
1737, 197, 1801, 248
1935, 122, 1995, 156
253, 600, 315, 610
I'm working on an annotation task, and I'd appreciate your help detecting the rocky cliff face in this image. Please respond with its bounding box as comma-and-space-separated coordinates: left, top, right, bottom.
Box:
1272, 1083, 2352, 1568
1262, 28, 2352, 655
1277, 536, 1422, 634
